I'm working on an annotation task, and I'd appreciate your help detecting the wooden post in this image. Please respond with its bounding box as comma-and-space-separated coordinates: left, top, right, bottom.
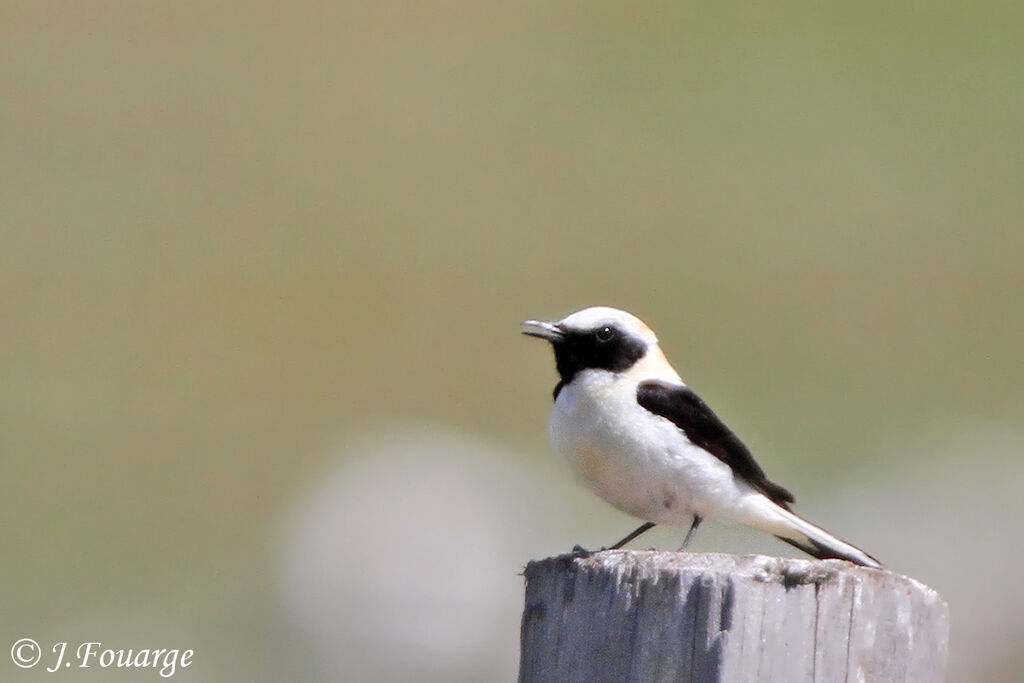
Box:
520, 550, 948, 683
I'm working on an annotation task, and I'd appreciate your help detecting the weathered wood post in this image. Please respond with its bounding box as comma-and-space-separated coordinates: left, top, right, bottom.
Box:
520, 551, 948, 682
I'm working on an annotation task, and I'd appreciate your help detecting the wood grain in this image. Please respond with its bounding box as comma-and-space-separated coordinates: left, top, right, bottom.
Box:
520, 551, 948, 682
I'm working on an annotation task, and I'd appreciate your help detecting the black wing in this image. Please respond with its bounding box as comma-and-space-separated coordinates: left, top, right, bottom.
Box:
636, 380, 795, 508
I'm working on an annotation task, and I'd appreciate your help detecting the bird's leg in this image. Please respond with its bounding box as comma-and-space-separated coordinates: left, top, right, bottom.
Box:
677, 515, 703, 551
609, 522, 656, 550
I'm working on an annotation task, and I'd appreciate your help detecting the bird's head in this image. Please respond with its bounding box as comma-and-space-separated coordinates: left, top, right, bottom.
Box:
522, 306, 669, 385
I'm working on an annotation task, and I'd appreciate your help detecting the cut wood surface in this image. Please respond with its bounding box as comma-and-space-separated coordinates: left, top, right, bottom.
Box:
520, 551, 948, 683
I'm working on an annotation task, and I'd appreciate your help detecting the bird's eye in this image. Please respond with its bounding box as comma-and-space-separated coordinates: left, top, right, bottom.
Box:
595, 326, 616, 342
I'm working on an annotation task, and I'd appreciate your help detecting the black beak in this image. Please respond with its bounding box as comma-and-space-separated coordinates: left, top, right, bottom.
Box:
521, 320, 565, 342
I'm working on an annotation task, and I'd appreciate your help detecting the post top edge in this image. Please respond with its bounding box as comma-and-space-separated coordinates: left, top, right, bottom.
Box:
523, 550, 944, 600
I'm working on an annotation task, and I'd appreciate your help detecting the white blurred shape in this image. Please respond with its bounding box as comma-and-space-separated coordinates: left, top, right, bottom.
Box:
273, 425, 567, 682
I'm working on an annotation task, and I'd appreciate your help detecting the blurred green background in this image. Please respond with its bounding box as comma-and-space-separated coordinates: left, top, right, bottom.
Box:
3, 2, 1022, 681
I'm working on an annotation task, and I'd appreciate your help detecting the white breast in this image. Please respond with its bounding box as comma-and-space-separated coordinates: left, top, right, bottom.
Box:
550, 370, 743, 526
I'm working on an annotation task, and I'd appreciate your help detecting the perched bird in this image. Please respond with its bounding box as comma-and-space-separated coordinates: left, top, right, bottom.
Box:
522, 306, 881, 568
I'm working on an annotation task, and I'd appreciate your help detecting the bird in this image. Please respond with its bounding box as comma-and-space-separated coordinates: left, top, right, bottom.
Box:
522, 306, 882, 568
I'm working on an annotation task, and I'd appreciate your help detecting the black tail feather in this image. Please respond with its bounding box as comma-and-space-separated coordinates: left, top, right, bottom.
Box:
775, 534, 882, 568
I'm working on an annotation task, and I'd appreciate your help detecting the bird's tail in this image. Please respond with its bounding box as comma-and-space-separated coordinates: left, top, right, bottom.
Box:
740, 495, 883, 569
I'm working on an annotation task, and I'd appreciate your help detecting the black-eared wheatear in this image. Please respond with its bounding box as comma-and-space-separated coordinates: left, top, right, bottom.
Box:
523, 306, 881, 568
